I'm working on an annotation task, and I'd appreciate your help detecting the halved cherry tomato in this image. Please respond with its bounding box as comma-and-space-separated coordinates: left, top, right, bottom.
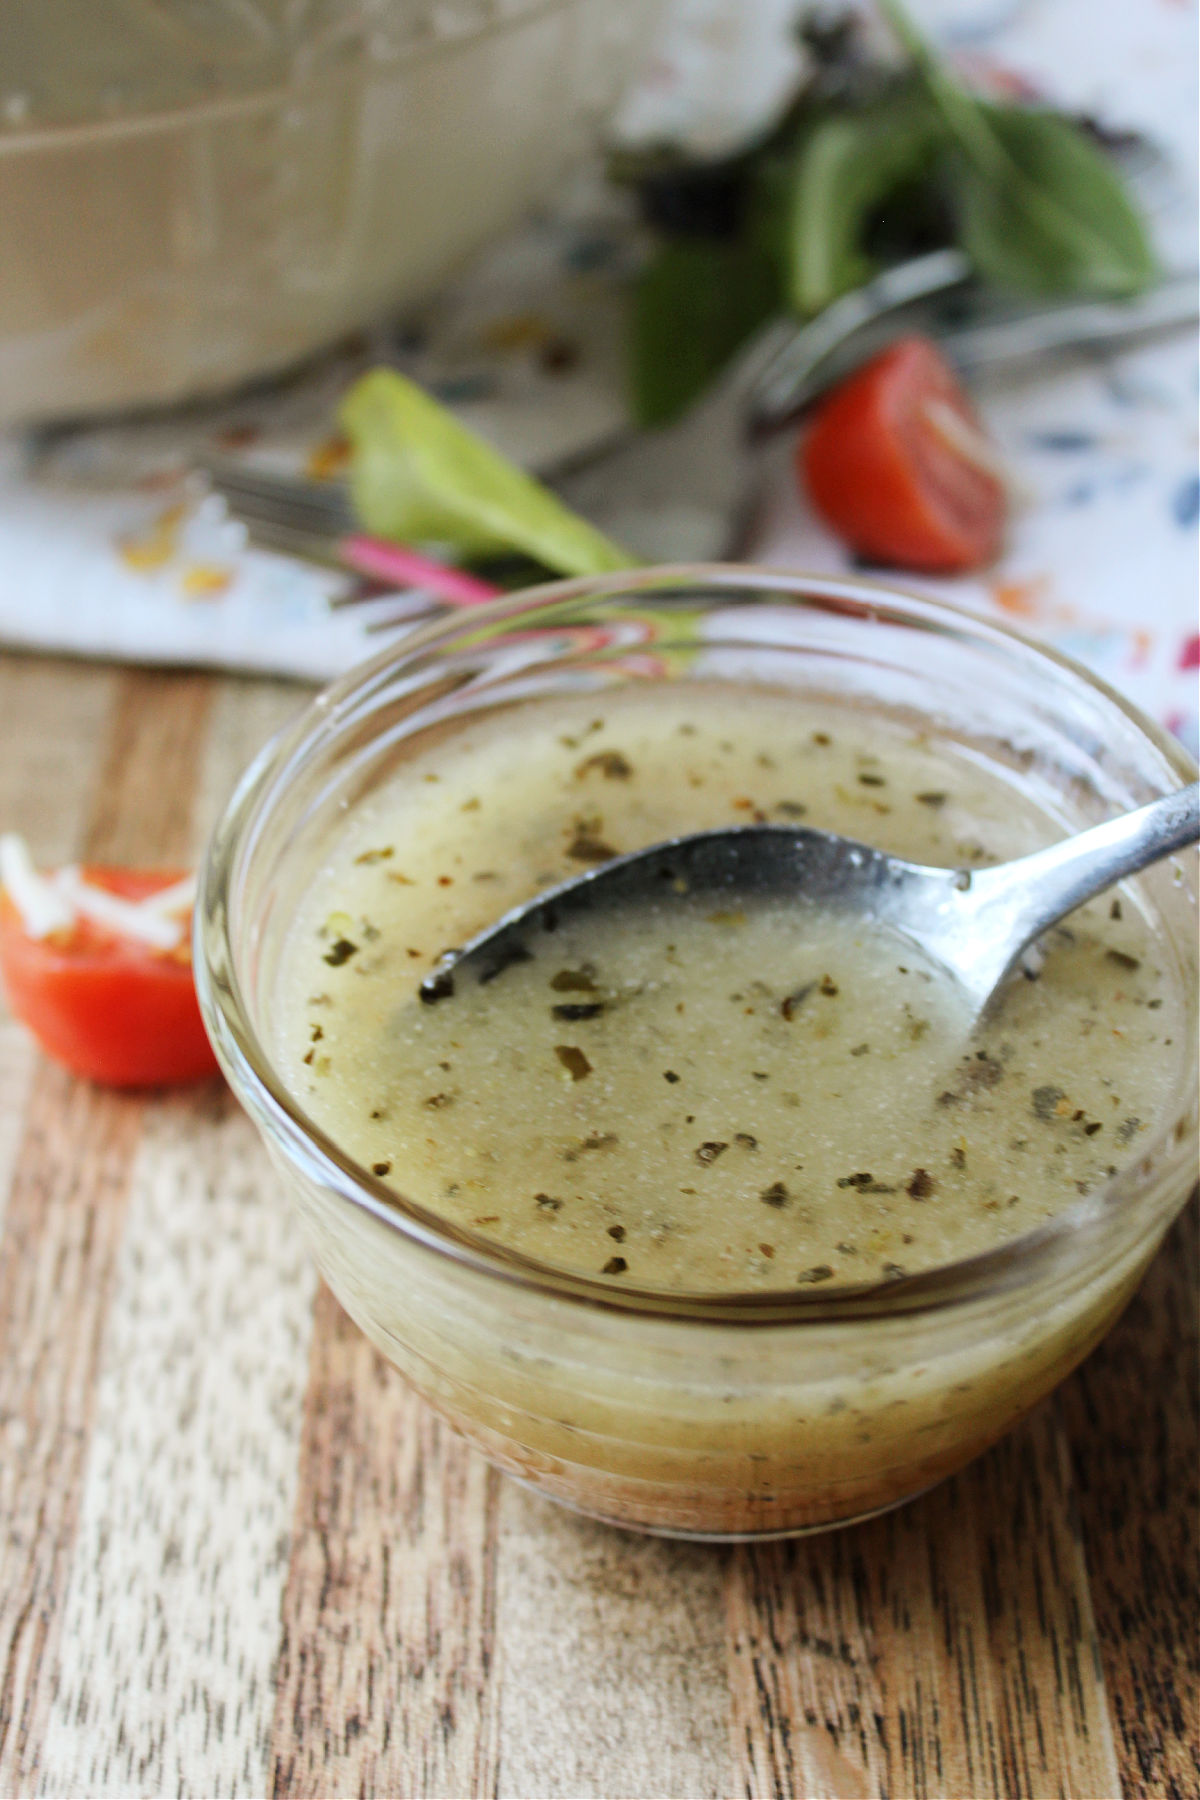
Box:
0, 866, 219, 1088
800, 335, 1006, 573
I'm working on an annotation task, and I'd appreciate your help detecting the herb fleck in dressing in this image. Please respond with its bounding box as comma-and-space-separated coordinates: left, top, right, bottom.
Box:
274, 686, 1176, 1292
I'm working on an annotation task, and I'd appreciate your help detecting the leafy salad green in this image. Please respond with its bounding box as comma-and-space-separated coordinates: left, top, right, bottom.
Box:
341, 369, 631, 577
627, 0, 1157, 424
340, 0, 1159, 565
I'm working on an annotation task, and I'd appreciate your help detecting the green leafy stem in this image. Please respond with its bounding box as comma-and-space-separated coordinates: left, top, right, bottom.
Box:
630, 0, 1157, 425
341, 0, 1159, 567
341, 370, 632, 578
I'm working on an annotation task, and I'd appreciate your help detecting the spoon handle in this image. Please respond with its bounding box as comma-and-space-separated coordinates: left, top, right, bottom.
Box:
963, 782, 1199, 992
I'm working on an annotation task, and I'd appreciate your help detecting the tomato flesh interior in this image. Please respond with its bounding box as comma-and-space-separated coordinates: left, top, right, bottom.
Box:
0, 866, 219, 1088
800, 335, 1006, 574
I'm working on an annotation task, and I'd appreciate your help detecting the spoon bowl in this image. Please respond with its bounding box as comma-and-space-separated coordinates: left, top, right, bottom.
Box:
422, 784, 1199, 1019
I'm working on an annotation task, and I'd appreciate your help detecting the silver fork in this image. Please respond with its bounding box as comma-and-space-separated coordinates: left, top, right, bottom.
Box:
198, 456, 502, 629
204, 254, 1199, 587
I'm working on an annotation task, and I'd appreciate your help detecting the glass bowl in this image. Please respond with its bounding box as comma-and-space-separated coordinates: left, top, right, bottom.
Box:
195, 566, 1199, 1539
0, 0, 661, 424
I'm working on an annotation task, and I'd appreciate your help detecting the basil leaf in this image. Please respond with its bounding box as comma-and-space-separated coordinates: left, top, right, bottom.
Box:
877, 0, 999, 164
629, 235, 780, 428
879, 0, 1156, 297
340, 370, 631, 576
957, 105, 1158, 295
787, 88, 946, 317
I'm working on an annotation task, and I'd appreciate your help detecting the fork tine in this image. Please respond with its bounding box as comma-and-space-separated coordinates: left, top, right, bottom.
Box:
219, 511, 350, 573
203, 456, 502, 612
218, 489, 456, 623
364, 597, 442, 633
201, 459, 355, 531
216, 484, 353, 533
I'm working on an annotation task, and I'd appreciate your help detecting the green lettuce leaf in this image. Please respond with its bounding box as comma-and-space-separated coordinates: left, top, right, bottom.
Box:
341, 369, 632, 575
956, 104, 1159, 296
787, 88, 946, 317
878, 0, 1157, 297
629, 235, 780, 428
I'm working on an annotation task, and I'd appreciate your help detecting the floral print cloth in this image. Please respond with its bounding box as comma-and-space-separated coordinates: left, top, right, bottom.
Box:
754, 0, 1198, 756
0, 0, 1194, 753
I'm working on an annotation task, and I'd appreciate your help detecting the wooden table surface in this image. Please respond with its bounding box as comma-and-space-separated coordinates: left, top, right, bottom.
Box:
0, 653, 1195, 1800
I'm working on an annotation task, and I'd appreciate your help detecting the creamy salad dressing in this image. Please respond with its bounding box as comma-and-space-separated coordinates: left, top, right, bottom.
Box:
273, 685, 1177, 1294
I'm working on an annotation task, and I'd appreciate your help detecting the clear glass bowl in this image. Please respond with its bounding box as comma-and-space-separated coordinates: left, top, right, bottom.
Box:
0, 0, 660, 423
196, 566, 1199, 1539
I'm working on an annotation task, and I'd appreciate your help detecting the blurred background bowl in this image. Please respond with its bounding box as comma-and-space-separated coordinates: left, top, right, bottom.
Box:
0, 0, 662, 426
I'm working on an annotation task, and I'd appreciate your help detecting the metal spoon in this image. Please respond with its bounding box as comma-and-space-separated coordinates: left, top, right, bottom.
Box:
421, 783, 1198, 1018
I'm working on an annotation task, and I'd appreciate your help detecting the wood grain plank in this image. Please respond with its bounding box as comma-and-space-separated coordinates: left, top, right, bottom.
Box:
270, 1284, 502, 1800
192, 676, 307, 844
1056, 1197, 1199, 1800
726, 1407, 1122, 1800
81, 669, 217, 867
1, 652, 1191, 1796
36, 1093, 316, 1799
0, 1070, 143, 1793
0, 656, 116, 859
493, 1484, 732, 1800
726, 1527, 894, 1800
0, 655, 116, 1240
32, 671, 310, 1798
0, 656, 129, 1791
965, 1412, 1121, 1800
0, 667, 215, 1793
0, 1023, 34, 1234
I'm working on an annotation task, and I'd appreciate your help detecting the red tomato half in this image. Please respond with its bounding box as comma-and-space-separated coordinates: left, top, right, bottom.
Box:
800, 335, 1006, 573
0, 866, 219, 1088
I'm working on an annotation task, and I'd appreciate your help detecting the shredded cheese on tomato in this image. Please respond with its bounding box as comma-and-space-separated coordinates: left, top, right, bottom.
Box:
920, 398, 1011, 487
0, 834, 191, 952
0, 834, 74, 938
137, 873, 197, 919
54, 867, 185, 952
